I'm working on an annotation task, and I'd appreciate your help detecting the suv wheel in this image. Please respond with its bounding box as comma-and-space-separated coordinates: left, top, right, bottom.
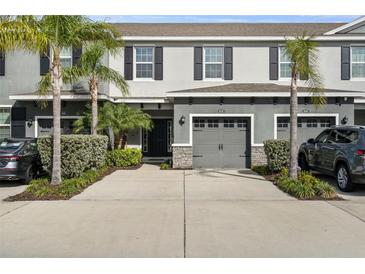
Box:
336, 164, 355, 192
299, 154, 309, 171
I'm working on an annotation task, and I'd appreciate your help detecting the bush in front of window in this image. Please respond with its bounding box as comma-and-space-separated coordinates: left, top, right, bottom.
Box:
263, 139, 290, 172
106, 148, 142, 168
37, 135, 108, 179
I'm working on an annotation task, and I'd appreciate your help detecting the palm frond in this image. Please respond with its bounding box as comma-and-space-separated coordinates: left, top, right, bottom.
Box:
62, 65, 85, 84
285, 34, 325, 107
96, 65, 129, 96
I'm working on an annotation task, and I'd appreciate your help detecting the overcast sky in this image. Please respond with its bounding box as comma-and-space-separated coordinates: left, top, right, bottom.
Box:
89, 15, 359, 23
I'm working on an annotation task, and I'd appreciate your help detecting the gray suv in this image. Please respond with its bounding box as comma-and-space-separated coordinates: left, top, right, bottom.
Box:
298, 126, 365, 192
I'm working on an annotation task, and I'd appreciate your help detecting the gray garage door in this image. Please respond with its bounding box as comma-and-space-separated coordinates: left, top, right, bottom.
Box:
193, 117, 251, 169
277, 116, 336, 144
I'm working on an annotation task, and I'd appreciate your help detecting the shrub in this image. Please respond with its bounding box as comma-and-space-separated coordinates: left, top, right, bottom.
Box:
37, 135, 108, 179
251, 165, 270, 176
106, 148, 142, 167
160, 159, 172, 170
263, 139, 290, 172
276, 169, 337, 199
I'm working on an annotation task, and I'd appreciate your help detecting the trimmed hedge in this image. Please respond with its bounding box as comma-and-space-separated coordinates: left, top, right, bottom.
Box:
37, 135, 108, 179
263, 139, 290, 172
106, 148, 142, 167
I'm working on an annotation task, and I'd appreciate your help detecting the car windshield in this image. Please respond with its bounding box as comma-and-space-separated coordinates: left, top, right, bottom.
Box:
0, 140, 24, 153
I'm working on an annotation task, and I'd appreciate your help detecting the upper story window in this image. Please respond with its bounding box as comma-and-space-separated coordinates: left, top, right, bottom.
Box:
351, 46, 365, 79
0, 107, 11, 139
60, 47, 72, 68
135, 47, 154, 79
279, 47, 292, 79
204, 47, 223, 79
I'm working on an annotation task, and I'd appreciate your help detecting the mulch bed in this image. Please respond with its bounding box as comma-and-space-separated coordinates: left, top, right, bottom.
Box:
4, 164, 143, 202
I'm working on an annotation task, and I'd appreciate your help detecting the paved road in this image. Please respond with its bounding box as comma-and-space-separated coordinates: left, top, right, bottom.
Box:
0, 165, 365, 257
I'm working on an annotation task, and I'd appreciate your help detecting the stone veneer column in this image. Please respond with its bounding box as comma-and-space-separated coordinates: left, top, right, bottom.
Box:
251, 146, 267, 166
172, 146, 192, 169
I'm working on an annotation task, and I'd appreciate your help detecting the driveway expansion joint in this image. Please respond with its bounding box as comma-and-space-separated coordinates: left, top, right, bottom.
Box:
0, 201, 32, 218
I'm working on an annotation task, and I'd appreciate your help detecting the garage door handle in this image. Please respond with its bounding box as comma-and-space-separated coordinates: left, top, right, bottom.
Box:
193, 155, 203, 158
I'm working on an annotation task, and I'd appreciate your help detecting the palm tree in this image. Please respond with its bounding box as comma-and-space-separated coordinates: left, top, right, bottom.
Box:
0, 16, 122, 185
72, 42, 128, 135
284, 35, 325, 179
73, 102, 153, 149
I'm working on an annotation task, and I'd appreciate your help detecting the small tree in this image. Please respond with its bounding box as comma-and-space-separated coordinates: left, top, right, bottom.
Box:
284, 35, 325, 179
0, 16, 122, 185
74, 102, 153, 149
73, 42, 128, 135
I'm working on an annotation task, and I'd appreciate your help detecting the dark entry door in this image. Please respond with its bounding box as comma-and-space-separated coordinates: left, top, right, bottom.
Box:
143, 119, 172, 157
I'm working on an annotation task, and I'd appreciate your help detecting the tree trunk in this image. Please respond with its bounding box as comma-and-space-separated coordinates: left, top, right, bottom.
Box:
90, 76, 98, 135
289, 70, 298, 180
50, 49, 62, 185
107, 126, 115, 150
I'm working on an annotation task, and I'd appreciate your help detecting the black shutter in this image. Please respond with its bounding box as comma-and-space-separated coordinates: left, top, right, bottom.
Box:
194, 47, 203, 80
269, 47, 279, 80
72, 47, 82, 66
341, 46, 351, 80
40, 46, 50, 75
154, 46, 163, 80
300, 53, 309, 80
0, 51, 5, 76
124, 46, 133, 80
224, 47, 233, 80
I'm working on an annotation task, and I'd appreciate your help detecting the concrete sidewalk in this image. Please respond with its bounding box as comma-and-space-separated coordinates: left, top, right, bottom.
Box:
0, 164, 365, 257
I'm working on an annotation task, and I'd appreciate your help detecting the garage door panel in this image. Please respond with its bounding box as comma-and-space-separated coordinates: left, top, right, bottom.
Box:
220, 155, 250, 169
193, 129, 220, 144
193, 154, 220, 168
276, 116, 336, 145
192, 117, 251, 168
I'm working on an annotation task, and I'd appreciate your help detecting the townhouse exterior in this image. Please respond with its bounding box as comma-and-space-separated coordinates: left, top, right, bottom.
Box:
1, 17, 365, 169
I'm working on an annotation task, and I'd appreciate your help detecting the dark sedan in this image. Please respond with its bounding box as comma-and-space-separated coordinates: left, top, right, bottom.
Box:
0, 138, 42, 183
298, 126, 365, 192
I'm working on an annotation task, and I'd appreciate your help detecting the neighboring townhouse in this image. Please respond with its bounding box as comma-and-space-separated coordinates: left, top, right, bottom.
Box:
1, 17, 365, 169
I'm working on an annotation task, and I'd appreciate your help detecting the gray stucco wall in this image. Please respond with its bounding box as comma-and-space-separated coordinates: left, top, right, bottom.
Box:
173, 97, 354, 145
0, 49, 109, 105
109, 41, 365, 99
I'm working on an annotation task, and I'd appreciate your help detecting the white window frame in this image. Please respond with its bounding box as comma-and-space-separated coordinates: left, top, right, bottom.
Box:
0, 105, 12, 139
351, 45, 365, 80
278, 46, 292, 81
59, 47, 72, 68
134, 46, 154, 80
203, 46, 224, 80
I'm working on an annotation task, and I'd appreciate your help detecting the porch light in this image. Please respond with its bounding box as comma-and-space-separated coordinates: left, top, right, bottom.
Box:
179, 115, 186, 126
27, 119, 33, 128
341, 116, 348, 125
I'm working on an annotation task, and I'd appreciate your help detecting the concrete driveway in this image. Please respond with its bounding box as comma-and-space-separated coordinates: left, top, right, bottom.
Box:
1, 164, 365, 257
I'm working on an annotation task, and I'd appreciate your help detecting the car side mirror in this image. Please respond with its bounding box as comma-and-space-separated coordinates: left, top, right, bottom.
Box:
307, 138, 315, 144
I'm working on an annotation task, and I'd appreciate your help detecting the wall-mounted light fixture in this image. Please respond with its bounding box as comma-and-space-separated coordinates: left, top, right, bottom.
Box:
27, 119, 33, 128
341, 116, 348, 125
179, 115, 186, 126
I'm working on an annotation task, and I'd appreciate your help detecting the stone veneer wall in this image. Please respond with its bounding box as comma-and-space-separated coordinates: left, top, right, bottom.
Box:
172, 146, 192, 169
251, 146, 267, 166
